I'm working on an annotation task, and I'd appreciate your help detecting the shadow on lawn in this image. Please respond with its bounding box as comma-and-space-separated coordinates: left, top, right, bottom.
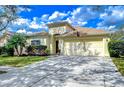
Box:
0, 71, 7, 74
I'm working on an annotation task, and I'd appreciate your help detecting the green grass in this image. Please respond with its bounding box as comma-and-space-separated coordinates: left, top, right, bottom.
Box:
112, 57, 124, 76
0, 56, 47, 67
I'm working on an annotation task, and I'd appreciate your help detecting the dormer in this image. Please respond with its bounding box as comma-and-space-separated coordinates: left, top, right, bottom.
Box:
47, 21, 75, 35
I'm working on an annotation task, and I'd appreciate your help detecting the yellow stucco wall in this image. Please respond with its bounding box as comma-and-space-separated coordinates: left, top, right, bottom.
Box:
48, 24, 110, 56
103, 37, 110, 56
0, 38, 6, 47
26, 36, 50, 49
49, 25, 75, 54
50, 35, 56, 54
49, 26, 66, 35
18, 36, 50, 55
0, 36, 9, 47
49, 25, 74, 35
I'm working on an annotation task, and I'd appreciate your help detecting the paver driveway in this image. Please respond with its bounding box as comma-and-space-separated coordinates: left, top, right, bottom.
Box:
0, 56, 124, 87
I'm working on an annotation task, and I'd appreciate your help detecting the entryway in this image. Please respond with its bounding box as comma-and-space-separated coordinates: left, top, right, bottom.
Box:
56, 40, 60, 54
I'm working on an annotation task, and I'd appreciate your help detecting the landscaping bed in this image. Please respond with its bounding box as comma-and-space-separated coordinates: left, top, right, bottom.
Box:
0, 56, 47, 67
112, 57, 124, 76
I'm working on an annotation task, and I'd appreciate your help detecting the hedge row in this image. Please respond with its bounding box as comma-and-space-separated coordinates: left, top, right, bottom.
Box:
0, 45, 50, 56
108, 40, 124, 57
26, 45, 49, 56
0, 46, 14, 56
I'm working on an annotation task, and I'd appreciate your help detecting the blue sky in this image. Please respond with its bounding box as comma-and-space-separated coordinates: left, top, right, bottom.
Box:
5, 5, 124, 34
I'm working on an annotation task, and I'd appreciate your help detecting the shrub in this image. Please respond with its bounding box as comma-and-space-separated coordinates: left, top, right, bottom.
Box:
0, 47, 2, 55
26, 45, 47, 56
108, 40, 124, 57
26, 45, 35, 55
36, 45, 47, 50
45, 49, 50, 55
0, 46, 14, 56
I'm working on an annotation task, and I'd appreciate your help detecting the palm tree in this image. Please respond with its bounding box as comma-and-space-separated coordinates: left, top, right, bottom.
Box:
7, 33, 27, 56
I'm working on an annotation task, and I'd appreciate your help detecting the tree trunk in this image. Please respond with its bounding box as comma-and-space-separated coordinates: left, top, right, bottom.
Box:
20, 46, 23, 56
15, 46, 19, 56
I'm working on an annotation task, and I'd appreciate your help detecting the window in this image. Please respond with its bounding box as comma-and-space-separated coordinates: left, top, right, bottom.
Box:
31, 40, 41, 46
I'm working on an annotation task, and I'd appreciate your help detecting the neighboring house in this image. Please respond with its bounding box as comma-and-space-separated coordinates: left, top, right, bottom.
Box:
0, 31, 13, 47
27, 21, 110, 56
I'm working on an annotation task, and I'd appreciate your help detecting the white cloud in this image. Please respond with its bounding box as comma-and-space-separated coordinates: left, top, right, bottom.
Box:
13, 18, 30, 25
29, 18, 48, 30
29, 17, 42, 29
108, 25, 116, 30
65, 16, 87, 26
41, 14, 49, 21
17, 29, 26, 33
96, 25, 116, 31
96, 26, 108, 30
72, 7, 81, 16
71, 6, 99, 22
77, 21, 87, 26
17, 29, 33, 35
100, 13, 107, 19
40, 22, 48, 30
18, 7, 32, 12
98, 6, 124, 27
10, 6, 124, 32
49, 11, 67, 21
66, 18, 73, 24
29, 21, 41, 29
95, 6, 124, 31
32, 17, 38, 22
11, 16, 48, 31
42, 14, 49, 18
97, 22, 103, 27
66, 19, 87, 27
65, 6, 101, 26
27, 31, 33, 35
112, 10, 124, 18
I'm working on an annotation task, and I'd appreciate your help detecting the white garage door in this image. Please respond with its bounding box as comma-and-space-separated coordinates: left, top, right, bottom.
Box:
64, 41, 103, 56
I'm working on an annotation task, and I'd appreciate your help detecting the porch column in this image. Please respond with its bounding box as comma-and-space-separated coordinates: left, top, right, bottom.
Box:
103, 37, 110, 57
59, 39, 64, 55
50, 35, 56, 54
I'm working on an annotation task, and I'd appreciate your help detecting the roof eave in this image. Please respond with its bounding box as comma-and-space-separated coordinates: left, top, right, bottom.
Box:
56, 33, 109, 38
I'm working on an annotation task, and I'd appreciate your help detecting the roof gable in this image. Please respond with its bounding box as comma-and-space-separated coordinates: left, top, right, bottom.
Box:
47, 21, 75, 30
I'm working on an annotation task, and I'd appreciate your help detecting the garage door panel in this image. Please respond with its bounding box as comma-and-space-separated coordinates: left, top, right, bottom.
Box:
64, 41, 103, 56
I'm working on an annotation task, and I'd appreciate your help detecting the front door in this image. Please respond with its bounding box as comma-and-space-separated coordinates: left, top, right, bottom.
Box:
56, 40, 59, 53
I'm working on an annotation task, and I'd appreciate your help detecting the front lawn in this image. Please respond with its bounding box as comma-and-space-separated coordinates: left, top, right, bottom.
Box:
112, 57, 124, 76
0, 56, 47, 67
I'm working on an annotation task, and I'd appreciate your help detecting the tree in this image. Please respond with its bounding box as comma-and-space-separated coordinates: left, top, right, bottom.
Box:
0, 5, 29, 32
7, 33, 27, 56
108, 25, 124, 57
110, 24, 124, 41
0, 5, 18, 32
